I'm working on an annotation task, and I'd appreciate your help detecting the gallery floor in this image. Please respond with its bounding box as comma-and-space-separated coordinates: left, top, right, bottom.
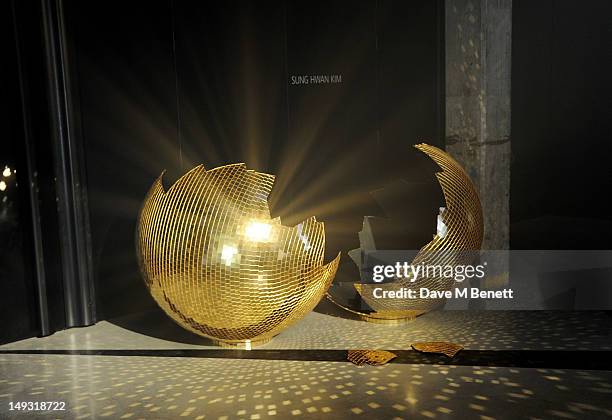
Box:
1, 309, 611, 419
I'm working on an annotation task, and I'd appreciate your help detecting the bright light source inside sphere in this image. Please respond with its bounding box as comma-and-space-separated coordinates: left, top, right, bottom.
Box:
2, 167, 10, 177
437, 207, 448, 238
221, 245, 238, 266
245, 221, 272, 242
0, 181, 6, 191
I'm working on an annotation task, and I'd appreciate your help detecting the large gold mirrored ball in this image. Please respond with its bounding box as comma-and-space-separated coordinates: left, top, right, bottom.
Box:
137, 163, 340, 347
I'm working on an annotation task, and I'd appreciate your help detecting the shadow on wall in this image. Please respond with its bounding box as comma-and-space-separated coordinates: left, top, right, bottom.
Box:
95, 217, 157, 320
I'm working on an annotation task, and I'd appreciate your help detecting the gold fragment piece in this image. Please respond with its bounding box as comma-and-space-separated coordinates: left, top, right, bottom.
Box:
347, 350, 397, 366
411, 342, 464, 358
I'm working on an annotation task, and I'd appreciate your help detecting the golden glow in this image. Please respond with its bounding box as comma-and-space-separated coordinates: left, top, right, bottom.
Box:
220, 245, 238, 266
0, 181, 6, 191
245, 220, 273, 242
2, 167, 10, 177
137, 163, 340, 347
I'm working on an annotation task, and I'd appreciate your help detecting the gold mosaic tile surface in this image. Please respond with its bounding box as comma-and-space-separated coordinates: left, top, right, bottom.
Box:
356, 143, 484, 314
137, 163, 339, 345
347, 350, 397, 366
411, 341, 464, 358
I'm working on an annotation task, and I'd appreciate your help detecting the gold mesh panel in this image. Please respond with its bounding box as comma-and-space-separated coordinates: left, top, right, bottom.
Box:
347, 350, 397, 366
411, 342, 464, 358
354, 143, 484, 315
137, 163, 340, 346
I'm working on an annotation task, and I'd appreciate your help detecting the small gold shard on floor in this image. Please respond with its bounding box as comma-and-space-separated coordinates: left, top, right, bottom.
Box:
347, 350, 397, 366
411, 342, 463, 358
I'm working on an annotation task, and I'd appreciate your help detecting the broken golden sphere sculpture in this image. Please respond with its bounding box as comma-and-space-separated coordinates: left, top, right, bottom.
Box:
137, 163, 340, 348
328, 143, 484, 323
356, 144, 484, 322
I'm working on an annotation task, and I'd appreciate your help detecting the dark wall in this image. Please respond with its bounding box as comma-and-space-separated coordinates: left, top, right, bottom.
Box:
1, 2, 41, 344
66, 0, 444, 320
511, 0, 612, 249
65, 0, 181, 318
1, 0, 91, 343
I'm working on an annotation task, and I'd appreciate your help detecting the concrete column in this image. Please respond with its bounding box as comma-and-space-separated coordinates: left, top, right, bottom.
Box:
445, 0, 512, 251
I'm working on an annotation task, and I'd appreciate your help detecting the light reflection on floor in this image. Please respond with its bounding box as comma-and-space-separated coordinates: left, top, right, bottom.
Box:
0, 355, 612, 419
0, 311, 611, 419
